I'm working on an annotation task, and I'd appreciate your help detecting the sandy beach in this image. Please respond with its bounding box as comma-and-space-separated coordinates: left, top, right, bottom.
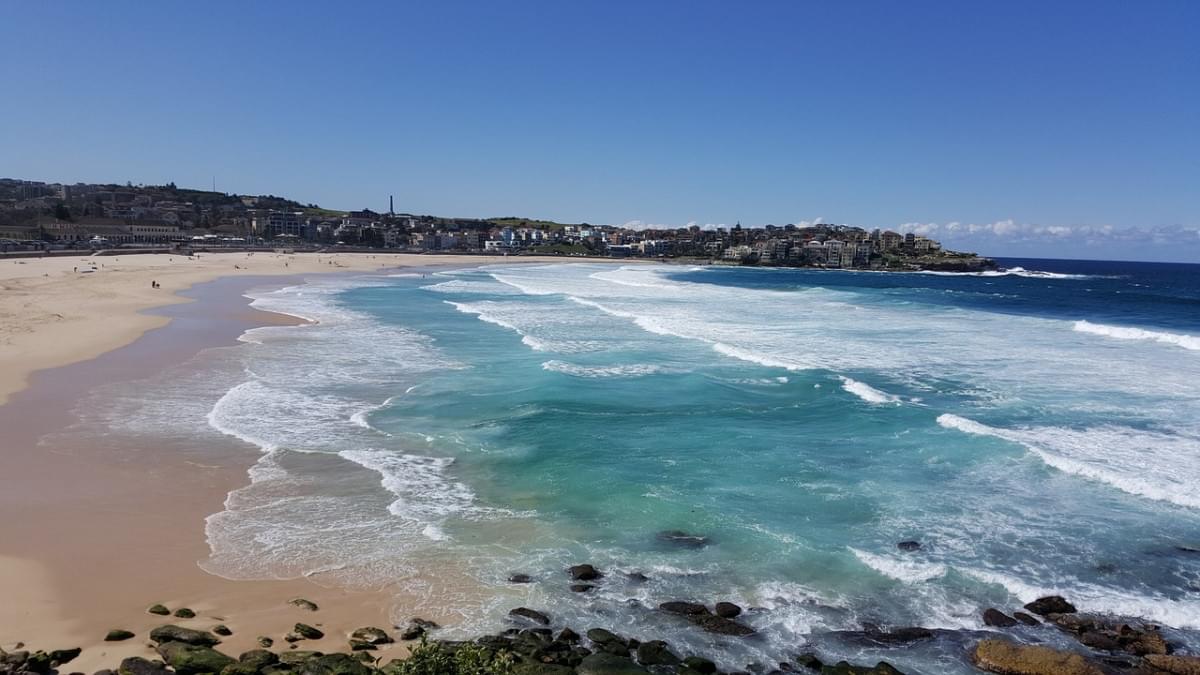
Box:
0, 251, 610, 670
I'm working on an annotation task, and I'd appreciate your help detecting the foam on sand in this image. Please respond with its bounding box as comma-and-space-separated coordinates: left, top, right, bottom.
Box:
1074, 320, 1200, 351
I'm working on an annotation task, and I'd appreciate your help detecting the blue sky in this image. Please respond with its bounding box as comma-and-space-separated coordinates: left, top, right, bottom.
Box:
2, 1, 1197, 261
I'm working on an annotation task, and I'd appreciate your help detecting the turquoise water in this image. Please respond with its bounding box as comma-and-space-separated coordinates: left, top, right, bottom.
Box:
141, 261, 1200, 673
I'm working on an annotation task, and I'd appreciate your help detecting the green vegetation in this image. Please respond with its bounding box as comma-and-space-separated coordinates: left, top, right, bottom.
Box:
529, 243, 590, 255
383, 636, 514, 675
487, 217, 584, 231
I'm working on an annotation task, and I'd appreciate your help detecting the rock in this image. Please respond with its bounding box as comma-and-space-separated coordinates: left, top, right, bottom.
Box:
635, 640, 680, 666
118, 657, 170, 675
156, 642, 236, 675
657, 530, 710, 548
279, 651, 323, 665
349, 627, 391, 646
569, 564, 603, 581
690, 614, 755, 636
238, 650, 279, 670
577, 652, 649, 675
1013, 612, 1039, 626
514, 665, 576, 675
509, 608, 551, 625
289, 599, 319, 612
398, 618, 438, 640
96, 670, 117, 675
570, 584, 594, 593
1144, 654, 1200, 675
586, 629, 626, 647
48, 649, 82, 667
659, 601, 710, 616
715, 602, 743, 618
296, 653, 371, 675
509, 574, 534, 583
867, 627, 934, 643
684, 656, 718, 674
213, 625, 233, 637
258, 637, 274, 648
147, 605, 171, 616
556, 628, 581, 643
105, 629, 136, 642
793, 653, 823, 671
970, 638, 1102, 675
982, 609, 1018, 628
820, 662, 904, 675
292, 624, 324, 640
1119, 625, 1169, 656
1023, 596, 1076, 616
348, 640, 375, 652
1078, 631, 1121, 651
149, 625, 221, 647
174, 608, 197, 619
896, 541, 921, 552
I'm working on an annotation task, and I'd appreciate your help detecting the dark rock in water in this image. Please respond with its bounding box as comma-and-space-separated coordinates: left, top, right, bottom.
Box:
577, 652, 650, 675
1023, 595, 1076, 616
173, 608, 196, 619
296, 653, 372, 675
626, 572, 650, 583
657, 530, 710, 548
155, 642, 236, 675
1176, 545, 1200, 554
586, 628, 626, 647
238, 650, 279, 670
509, 573, 534, 583
715, 602, 743, 618
118, 657, 170, 675
793, 653, 823, 671
1012, 612, 1039, 626
690, 614, 755, 636
970, 638, 1102, 675
350, 627, 391, 645
1078, 631, 1121, 652
147, 604, 171, 616
396, 617, 439, 640
569, 564, 603, 581
659, 601, 710, 616
982, 608, 1018, 628
292, 623, 325, 640
149, 625, 221, 647
509, 607, 551, 625
896, 541, 921, 552
105, 630, 136, 642
257, 637, 275, 648
635, 640, 680, 666
290, 598, 319, 611
557, 628, 581, 643
684, 656, 718, 674
213, 625, 233, 637
869, 627, 933, 643
821, 662, 904, 675
571, 584, 595, 593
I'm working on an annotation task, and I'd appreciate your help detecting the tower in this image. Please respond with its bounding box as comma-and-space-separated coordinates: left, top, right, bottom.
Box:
389, 195, 394, 216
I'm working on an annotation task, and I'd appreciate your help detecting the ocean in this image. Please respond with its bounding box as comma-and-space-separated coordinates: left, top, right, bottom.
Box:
88, 258, 1200, 673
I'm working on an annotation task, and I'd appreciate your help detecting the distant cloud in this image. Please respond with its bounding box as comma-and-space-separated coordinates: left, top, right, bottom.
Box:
894, 220, 1200, 261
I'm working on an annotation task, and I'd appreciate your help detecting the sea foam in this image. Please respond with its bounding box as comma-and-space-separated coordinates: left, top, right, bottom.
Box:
1074, 320, 1200, 351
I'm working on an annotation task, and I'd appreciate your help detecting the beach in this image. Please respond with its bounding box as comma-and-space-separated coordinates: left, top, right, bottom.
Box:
0, 252, 599, 671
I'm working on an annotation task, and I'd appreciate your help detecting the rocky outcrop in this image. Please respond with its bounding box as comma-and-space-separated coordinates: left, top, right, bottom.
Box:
983, 608, 1019, 628
510, 607, 551, 625
1144, 654, 1200, 675
149, 625, 221, 647
714, 602, 742, 618
155, 641, 236, 675
1023, 596, 1077, 616
568, 565, 603, 581
970, 638, 1103, 675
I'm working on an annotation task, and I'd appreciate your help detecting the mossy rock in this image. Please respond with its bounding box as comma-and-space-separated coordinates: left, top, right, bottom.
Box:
105, 629, 136, 642
148, 604, 171, 616
118, 657, 170, 675
149, 625, 221, 647
174, 608, 197, 619
156, 642, 236, 675
295, 653, 372, 675
289, 598, 319, 611
293, 623, 325, 640
214, 625, 233, 636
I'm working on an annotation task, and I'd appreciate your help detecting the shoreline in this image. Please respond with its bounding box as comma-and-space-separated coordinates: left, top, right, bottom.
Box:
0, 254, 626, 670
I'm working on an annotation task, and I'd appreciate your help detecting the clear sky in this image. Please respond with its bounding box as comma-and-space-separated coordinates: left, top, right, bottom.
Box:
2, 1, 1197, 261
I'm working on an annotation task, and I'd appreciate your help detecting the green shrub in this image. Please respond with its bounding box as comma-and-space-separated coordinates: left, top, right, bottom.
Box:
386, 637, 514, 675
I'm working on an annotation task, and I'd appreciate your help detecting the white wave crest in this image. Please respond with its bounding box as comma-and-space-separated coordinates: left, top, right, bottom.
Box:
937, 414, 1200, 509
850, 547, 948, 583
839, 377, 901, 404
1074, 320, 1200, 351
918, 266, 1090, 279
541, 360, 671, 378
